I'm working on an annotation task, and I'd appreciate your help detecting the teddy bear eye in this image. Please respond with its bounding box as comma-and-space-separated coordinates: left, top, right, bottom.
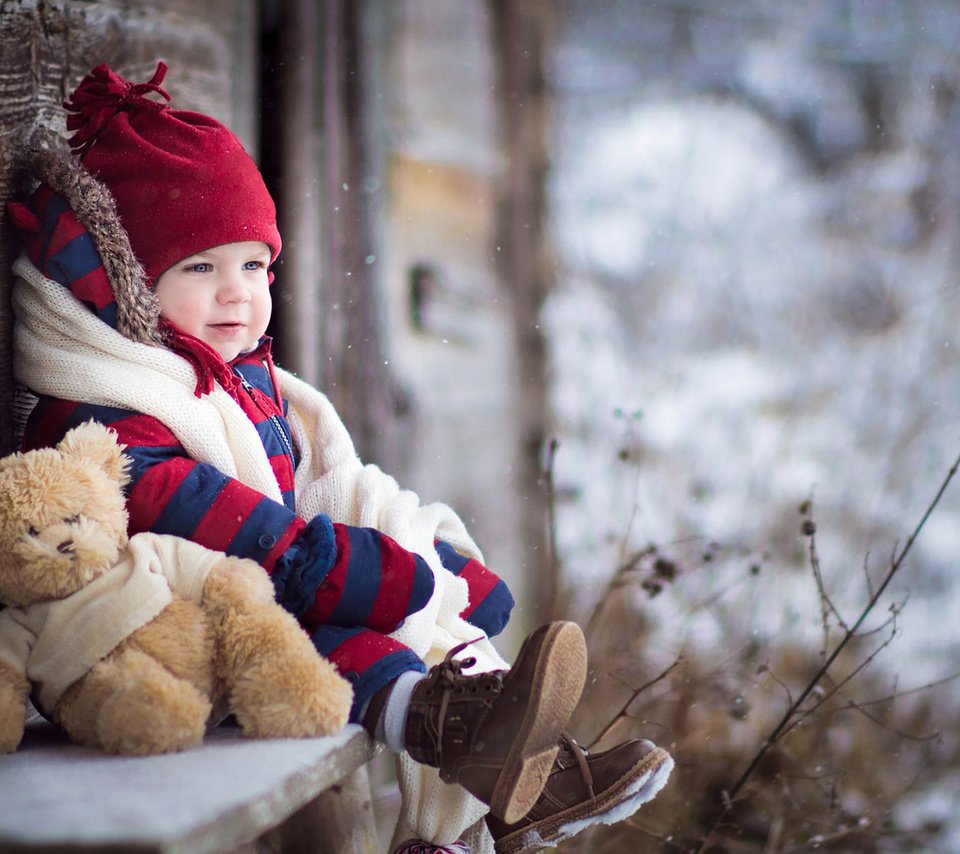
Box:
63, 514, 80, 524
27, 525, 39, 537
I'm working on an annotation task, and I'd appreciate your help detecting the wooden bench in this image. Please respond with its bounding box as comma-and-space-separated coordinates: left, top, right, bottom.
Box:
0, 716, 382, 853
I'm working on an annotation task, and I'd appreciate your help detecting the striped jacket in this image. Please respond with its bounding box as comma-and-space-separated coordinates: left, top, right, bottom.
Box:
12, 183, 514, 717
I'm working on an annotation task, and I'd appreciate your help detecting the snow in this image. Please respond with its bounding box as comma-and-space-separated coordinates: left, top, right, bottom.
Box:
547, 89, 960, 640
547, 6, 960, 839
546, 94, 960, 670
551, 99, 809, 285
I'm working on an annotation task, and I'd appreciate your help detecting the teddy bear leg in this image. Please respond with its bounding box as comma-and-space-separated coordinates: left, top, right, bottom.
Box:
58, 646, 212, 755
203, 559, 353, 739
0, 660, 29, 753
127, 599, 218, 701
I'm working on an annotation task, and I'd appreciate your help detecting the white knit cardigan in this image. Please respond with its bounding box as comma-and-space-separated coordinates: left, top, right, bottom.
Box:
13, 255, 505, 850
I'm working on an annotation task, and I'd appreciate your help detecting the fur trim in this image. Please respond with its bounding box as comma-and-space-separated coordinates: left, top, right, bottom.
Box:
18, 127, 164, 346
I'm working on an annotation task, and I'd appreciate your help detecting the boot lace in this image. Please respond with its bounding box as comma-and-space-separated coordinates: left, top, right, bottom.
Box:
420, 639, 505, 763
423, 638, 505, 699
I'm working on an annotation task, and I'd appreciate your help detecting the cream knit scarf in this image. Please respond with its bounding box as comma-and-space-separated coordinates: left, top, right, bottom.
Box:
13, 255, 502, 850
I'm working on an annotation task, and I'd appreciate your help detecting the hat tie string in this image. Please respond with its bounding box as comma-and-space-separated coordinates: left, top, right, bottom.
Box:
64, 62, 172, 158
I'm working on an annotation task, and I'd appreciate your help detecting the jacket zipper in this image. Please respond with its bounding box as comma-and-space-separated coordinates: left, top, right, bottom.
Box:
235, 371, 297, 465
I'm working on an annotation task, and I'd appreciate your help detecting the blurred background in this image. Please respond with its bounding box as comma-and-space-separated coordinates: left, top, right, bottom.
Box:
3, 1, 960, 851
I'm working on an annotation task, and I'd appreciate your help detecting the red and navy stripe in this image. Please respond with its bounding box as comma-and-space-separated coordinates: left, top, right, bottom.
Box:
434, 539, 515, 638
10, 185, 121, 329
300, 523, 435, 634
310, 624, 427, 722
23, 395, 304, 571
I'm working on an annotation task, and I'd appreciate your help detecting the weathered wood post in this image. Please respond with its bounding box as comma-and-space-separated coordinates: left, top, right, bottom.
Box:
265, 0, 403, 470
490, 0, 560, 621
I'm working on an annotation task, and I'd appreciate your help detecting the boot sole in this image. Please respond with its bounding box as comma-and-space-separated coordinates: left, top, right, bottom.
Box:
489, 621, 588, 825
494, 746, 674, 854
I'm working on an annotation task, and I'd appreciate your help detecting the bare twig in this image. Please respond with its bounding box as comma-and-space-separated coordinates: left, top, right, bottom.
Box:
684, 571, 753, 616
693, 449, 960, 853
584, 549, 649, 638
862, 551, 875, 600
805, 511, 850, 648
542, 436, 561, 621
810, 525, 834, 657
834, 695, 940, 742
590, 657, 683, 749
624, 816, 671, 840
852, 595, 908, 638
615, 410, 646, 565
852, 668, 960, 707
779, 622, 900, 739
757, 662, 795, 710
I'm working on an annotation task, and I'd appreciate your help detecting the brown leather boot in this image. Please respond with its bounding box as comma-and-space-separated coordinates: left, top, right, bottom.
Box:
485, 733, 674, 853
404, 621, 587, 824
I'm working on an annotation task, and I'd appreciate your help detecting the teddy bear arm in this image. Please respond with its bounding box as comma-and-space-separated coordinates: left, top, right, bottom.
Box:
0, 658, 30, 753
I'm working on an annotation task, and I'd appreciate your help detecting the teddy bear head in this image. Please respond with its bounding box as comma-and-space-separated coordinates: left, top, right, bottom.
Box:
0, 422, 132, 608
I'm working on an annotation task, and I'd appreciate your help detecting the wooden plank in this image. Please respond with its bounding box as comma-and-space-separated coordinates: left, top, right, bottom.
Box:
0, 721, 379, 853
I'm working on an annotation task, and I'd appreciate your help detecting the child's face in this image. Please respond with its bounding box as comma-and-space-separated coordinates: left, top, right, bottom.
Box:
155, 241, 273, 363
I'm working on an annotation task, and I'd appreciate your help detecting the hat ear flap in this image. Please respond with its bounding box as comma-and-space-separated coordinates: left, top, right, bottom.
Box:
57, 421, 131, 488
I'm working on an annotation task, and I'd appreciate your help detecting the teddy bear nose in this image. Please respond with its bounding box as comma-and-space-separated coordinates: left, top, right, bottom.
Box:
57, 540, 74, 554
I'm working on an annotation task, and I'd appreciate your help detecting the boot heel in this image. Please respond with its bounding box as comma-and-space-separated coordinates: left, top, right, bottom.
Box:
493, 744, 560, 824
489, 621, 588, 823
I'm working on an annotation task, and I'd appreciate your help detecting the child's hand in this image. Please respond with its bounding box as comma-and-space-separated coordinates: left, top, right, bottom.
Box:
272, 515, 436, 633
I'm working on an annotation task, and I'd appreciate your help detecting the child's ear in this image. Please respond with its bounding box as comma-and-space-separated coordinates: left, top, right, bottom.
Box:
57, 421, 132, 487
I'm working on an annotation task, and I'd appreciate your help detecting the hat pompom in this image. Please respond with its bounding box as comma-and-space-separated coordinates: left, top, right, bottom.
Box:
64, 63, 171, 158
60, 61, 280, 283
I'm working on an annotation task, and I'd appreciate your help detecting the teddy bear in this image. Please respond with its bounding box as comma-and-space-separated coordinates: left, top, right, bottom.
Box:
0, 420, 353, 755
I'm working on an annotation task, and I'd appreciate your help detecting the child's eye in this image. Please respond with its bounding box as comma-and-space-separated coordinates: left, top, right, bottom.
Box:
187, 262, 213, 273
243, 260, 266, 272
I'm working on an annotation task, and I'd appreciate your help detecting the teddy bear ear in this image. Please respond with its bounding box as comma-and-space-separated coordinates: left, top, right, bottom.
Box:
57, 421, 132, 487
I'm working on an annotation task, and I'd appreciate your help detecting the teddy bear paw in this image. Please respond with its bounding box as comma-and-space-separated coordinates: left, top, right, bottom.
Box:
231, 650, 353, 740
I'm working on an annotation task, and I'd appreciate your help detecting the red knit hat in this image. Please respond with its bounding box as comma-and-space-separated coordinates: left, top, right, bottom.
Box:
64, 62, 281, 283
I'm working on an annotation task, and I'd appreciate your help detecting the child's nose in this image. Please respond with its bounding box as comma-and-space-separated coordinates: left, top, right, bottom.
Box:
218, 274, 251, 303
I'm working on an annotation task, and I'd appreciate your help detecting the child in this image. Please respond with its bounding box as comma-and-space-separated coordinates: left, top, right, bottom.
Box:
8, 63, 673, 853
